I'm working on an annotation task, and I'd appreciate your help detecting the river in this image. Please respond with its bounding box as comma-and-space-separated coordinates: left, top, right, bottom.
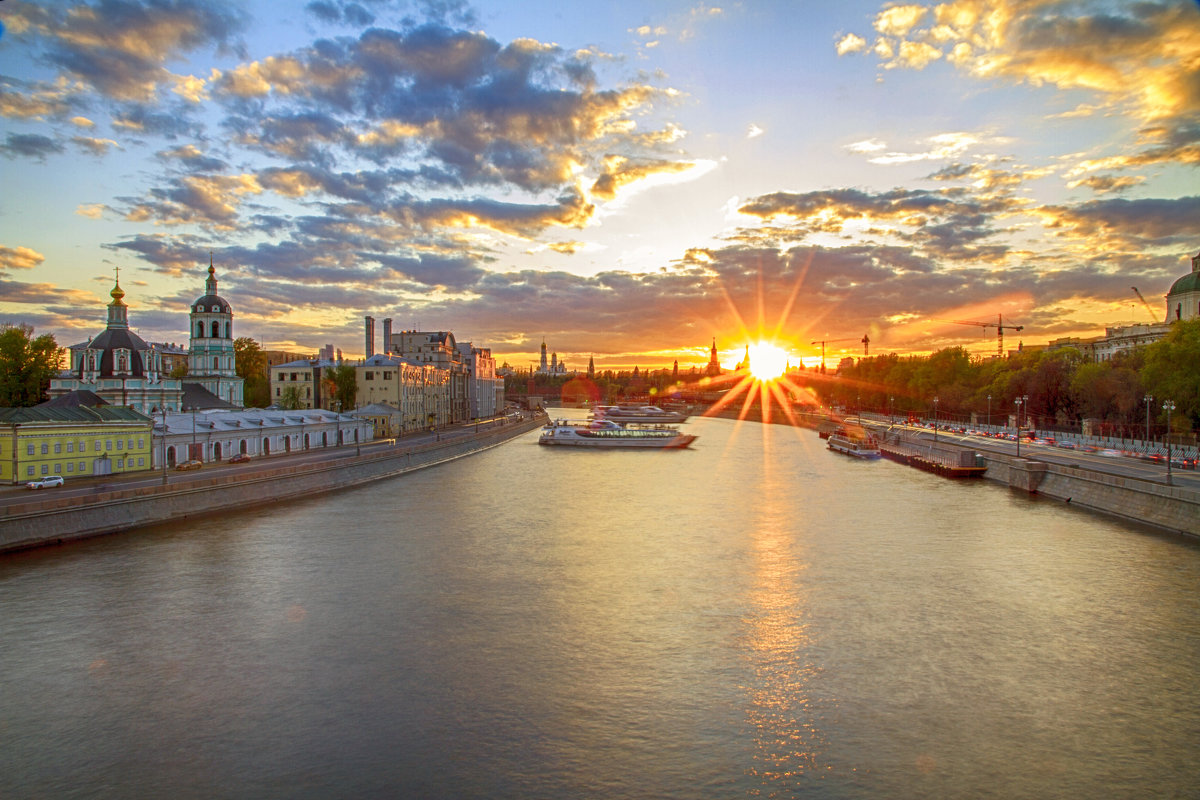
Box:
2, 412, 1198, 799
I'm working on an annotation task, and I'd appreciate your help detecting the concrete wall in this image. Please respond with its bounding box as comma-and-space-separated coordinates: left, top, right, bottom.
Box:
1, 415, 545, 553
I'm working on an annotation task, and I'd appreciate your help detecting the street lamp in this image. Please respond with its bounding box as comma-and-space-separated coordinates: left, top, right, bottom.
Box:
1164, 400, 1176, 486
1144, 394, 1153, 450
933, 396, 939, 442
986, 394, 991, 433
190, 406, 197, 462
1014, 396, 1024, 457
334, 400, 341, 452
160, 406, 168, 485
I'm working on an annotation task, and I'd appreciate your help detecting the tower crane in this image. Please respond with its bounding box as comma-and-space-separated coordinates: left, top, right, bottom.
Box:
939, 314, 1023, 358
1131, 287, 1160, 323
810, 336, 870, 373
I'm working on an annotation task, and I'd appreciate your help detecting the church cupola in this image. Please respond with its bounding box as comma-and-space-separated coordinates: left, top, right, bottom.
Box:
106, 273, 129, 329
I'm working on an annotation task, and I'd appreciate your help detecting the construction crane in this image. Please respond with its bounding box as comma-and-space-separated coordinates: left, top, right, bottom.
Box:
940, 314, 1024, 358
1131, 287, 1160, 323
810, 336, 869, 373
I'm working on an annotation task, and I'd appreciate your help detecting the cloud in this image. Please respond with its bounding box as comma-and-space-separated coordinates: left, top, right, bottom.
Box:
0, 245, 46, 271
73, 135, 120, 156
836, 32, 867, 56
0, 132, 65, 159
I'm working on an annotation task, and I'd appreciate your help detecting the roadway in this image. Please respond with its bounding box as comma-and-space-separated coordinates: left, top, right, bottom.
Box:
879, 421, 1200, 491
2, 413, 538, 511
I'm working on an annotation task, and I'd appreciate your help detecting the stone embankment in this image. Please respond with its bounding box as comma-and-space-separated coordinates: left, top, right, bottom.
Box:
0, 414, 546, 554
879, 428, 1199, 536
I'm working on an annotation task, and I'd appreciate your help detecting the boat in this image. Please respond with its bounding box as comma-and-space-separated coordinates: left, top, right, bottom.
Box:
590, 404, 690, 424
827, 425, 881, 459
539, 418, 697, 448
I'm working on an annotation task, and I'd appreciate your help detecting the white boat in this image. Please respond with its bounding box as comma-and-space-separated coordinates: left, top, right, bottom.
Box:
827, 426, 881, 459
539, 418, 697, 448
590, 404, 690, 424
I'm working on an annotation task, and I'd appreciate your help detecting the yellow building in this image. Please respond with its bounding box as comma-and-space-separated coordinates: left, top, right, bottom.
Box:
0, 406, 154, 485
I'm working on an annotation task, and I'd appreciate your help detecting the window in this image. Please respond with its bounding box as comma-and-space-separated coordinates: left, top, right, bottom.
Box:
214, 357, 219, 370
78, 440, 85, 451
41, 465, 48, 475
138, 457, 145, 466
106, 440, 112, 451
67, 463, 74, 473
67, 442, 74, 453
54, 464, 61, 474
137, 438, 143, 449
54, 442, 61, 454
276, 387, 280, 396
116, 459, 124, 469
116, 439, 123, 450
26, 444, 34, 456
41, 443, 48, 455
366, 371, 374, 380
197, 322, 204, 337
211, 321, 220, 337
94, 441, 101, 452
78, 461, 85, 472
26, 466, 34, 476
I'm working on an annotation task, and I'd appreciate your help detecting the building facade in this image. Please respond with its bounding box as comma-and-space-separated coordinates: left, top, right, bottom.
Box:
152, 407, 369, 468
1166, 250, 1200, 323
457, 342, 504, 420
1, 405, 154, 484
50, 276, 184, 413
187, 260, 244, 407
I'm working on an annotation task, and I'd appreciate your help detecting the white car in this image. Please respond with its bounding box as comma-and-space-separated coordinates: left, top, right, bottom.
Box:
26, 476, 65, 490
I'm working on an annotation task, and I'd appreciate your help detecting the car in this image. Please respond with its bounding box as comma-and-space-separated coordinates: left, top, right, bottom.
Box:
228, 453, 252, 464
26, 475, 65, 490
175, 460, 203, 471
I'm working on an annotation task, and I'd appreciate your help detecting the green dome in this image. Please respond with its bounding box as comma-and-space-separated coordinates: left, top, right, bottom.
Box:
1168, 270, 1200, 296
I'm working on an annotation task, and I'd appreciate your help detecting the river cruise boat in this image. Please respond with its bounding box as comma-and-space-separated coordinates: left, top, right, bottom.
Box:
827, 426, 881, 459
539, 418, 697, 449
590, 405, 690, 424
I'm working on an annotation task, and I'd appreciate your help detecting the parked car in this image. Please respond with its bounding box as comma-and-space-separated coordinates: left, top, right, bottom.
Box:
175, 460, 203, 471
26, 475, 65, 490
228, 453, 252, 464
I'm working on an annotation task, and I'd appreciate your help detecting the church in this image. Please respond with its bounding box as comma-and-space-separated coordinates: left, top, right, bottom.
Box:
49, 260, 245, 412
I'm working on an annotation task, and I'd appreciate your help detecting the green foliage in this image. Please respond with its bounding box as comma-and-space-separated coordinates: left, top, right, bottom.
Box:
326, 363, 357, 410
279, 385, 303, 410
0, 324, 62, 407
169, 362, 189, 379
1141, 319, 1200, 428
233, 337, 270, 407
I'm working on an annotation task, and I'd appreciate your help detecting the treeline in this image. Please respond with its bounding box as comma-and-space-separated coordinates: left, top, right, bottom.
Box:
818, 319, 1200, 437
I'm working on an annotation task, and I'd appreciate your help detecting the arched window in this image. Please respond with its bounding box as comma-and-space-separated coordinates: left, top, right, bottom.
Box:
214, 442, 222, 460
211, 321, 220, 337
224, 322, 230, 338
213, 357, 219, 370
196, 322, 204, 337
263, 438, 271, 455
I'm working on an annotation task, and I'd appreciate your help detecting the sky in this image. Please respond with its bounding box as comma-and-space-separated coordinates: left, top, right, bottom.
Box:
1, 0, 1198, 372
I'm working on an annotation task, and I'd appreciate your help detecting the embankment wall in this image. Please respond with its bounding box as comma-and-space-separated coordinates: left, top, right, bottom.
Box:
1, 416, 545, 553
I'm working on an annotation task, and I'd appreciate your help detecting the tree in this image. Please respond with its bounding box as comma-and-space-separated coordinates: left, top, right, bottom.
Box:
326, 363, 357, 410
233, 337, 269, 407
169, 362, 189, 379
279, 385, 303, 409
0, 324, 62, 407
1141, 319, 1200, 429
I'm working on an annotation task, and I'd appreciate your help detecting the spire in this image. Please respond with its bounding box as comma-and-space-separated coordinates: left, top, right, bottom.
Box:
106, 268, 129, 328
206, 252, 218, 295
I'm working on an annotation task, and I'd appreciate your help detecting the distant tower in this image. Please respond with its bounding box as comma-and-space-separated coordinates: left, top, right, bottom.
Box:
540, 338, 548, 372
673, 360, 678, 378
188, 255, 243, 406
383, 318, 393, 354
736, 345, 750, 372
587, 355, 595, 379
364, 316, 375, 357
705, 338, 722, 377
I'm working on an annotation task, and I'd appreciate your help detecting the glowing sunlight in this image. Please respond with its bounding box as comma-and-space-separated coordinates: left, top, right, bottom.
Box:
749, 342, 788, 382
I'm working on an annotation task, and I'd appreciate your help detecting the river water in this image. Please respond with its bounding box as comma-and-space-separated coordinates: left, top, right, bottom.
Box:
2, 413, 1198, 799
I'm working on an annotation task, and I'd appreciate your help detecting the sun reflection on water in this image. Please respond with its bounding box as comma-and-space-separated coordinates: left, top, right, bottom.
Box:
741, 436, 831, 792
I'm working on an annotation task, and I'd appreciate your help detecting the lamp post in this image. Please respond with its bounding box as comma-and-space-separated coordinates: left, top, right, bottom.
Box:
933, 396, 939, 442
986, 394, 991, 433
1014, 396, 1024, 457
334, 401, 341, 452
190, 406, 197, 462
889, 396, 894, 425
1144, 394, 1153, 452
160, 406, 168, 485
1164, 400, 1176, 486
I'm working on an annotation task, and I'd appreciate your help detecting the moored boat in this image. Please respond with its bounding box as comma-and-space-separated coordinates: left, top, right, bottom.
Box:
590, 404, 690, 424
827, 425, 881, 459
539, 418, 697, 448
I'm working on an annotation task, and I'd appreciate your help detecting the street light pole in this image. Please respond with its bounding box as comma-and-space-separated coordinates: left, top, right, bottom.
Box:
1014, 397, 1024, 457
986, 394, 991, 433
1144, 394, 1153, 451
933, 396, 939, 442
190, 406, 197, 462
161, 406, 168, 485
334, 401, 341, 452
1164, 400, 1176, 486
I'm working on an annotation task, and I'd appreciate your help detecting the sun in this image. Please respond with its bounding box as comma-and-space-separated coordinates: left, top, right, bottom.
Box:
748, 341, 788, 381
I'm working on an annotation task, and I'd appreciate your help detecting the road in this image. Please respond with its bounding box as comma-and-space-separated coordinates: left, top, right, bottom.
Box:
884, 422, 1200, 491
2, 413, 536, 511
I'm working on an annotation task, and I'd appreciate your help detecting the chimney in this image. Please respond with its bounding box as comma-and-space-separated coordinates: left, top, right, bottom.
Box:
383, 318, 393, 354
365, 316, 375, 357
